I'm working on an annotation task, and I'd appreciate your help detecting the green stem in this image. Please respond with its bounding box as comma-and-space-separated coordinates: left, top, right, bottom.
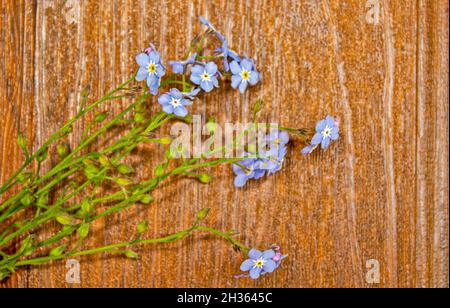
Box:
13, 223, 248, 268
0, 75, 136, 196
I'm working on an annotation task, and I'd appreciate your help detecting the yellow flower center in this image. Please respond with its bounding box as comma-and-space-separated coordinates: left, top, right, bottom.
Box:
322, 126, 333, 138
241, 70, 251, 81
148, 63, 157, 74
253, 258, 266, 269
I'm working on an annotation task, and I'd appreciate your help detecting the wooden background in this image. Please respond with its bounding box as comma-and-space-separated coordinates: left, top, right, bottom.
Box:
0, 0, 448, 288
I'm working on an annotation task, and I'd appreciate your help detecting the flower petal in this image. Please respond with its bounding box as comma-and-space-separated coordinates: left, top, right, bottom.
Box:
201, 80, 214, 93
248, 71, 260, 85
321, 137, 331, 150
301, 145, 313, 156
174, 106, 188, 117
241, 59, 253, 71
190, 74, 202, 85
249, 267, 262, 279
162, 104, 174, 114
239, 81, 248, 93
248, 249, 262, 259
325, 115, 335, 128
231, 75, 242, 89
331, 127, 340, 140
262, 249, 276, 259
230, 61, 242, 75
158, 93, 171, 105
135, 67, 149, 81
262, 260, 277, 273
240, 259, 254, 271
136, 53, 150, 67
205, 62, 218, 75
311, 133, 323, 146
234, 174, 249, 188
169, 61, 184, 74
156, 65, 166, 77
316, 119, 327, 132
190, 65, 204, 75
148, 51, 160, 63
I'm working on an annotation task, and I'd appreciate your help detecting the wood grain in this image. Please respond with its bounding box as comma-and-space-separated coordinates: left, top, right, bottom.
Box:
0, 0, 448, 288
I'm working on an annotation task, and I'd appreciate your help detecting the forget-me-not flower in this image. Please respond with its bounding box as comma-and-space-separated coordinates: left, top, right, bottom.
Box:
168, 53, 197, 74
230, 58, 260, 93
136, 46, 166, 95
198, 16, 241, 72
233, 130, 290, 187
182, 87, 201, 99
239, 249, 278, 279
311, 115, 339, 150
232, 157, 264, 188
190, 62, 219, 93
158, 88, 193, 117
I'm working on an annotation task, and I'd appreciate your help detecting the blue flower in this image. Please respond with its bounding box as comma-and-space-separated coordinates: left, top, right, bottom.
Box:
232, 157, 264, 188
230, 58, 260, 93
199, 16, 225, 41
233, 131, 290, 187
136, 47, 166, 95
182, 87, 201, 99
198, 17, 242, 72
158, 88, 193, 117
239, 249, 279, 279
168, 53, 197, 74
190, 62, 219, 93
215, 39, 241, 72
301, 145, 316, 156
311, 115, 339, 150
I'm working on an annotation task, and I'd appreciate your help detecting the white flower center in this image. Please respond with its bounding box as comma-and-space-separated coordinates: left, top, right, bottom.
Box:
322, 126, 333, 138
240, 70, 251, 81
201, 71, 211, 82
253, 258, 266, 269
170, 98, 182, 108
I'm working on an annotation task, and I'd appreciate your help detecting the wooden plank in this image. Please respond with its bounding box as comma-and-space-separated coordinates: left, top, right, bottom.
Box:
0, 0, 448, 288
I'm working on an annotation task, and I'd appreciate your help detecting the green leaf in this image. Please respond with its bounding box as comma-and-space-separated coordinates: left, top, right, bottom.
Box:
77, 223, 90, 239
37, 147, 48, 163
98, 155, 111, 168
117, 164, 134, 175
94, 112, 108, 123
84, 164, 100, 180
155, 164, 165, 177
17, 133, 28, 149
56, 213, 78, 226
137, 221, 148, 234
80, 199, 93, 215
158, 137, 172, 145
196, 208, 210, 221
198, 174, 212, 184
134, 112, 145, 123
113, 178, 133, 187
252, 99, 263, 122
20, 194, 33, 206
57, 142, 70, 158
139, 195, 154, 205
37, 193, 48, 208
17, 171, 32, 183
49, 244, 67, 257
123, 250, 139, 259
19, 236, 34, 256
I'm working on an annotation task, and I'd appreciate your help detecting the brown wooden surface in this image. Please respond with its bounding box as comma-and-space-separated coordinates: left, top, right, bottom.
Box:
0, 0, 448, 288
